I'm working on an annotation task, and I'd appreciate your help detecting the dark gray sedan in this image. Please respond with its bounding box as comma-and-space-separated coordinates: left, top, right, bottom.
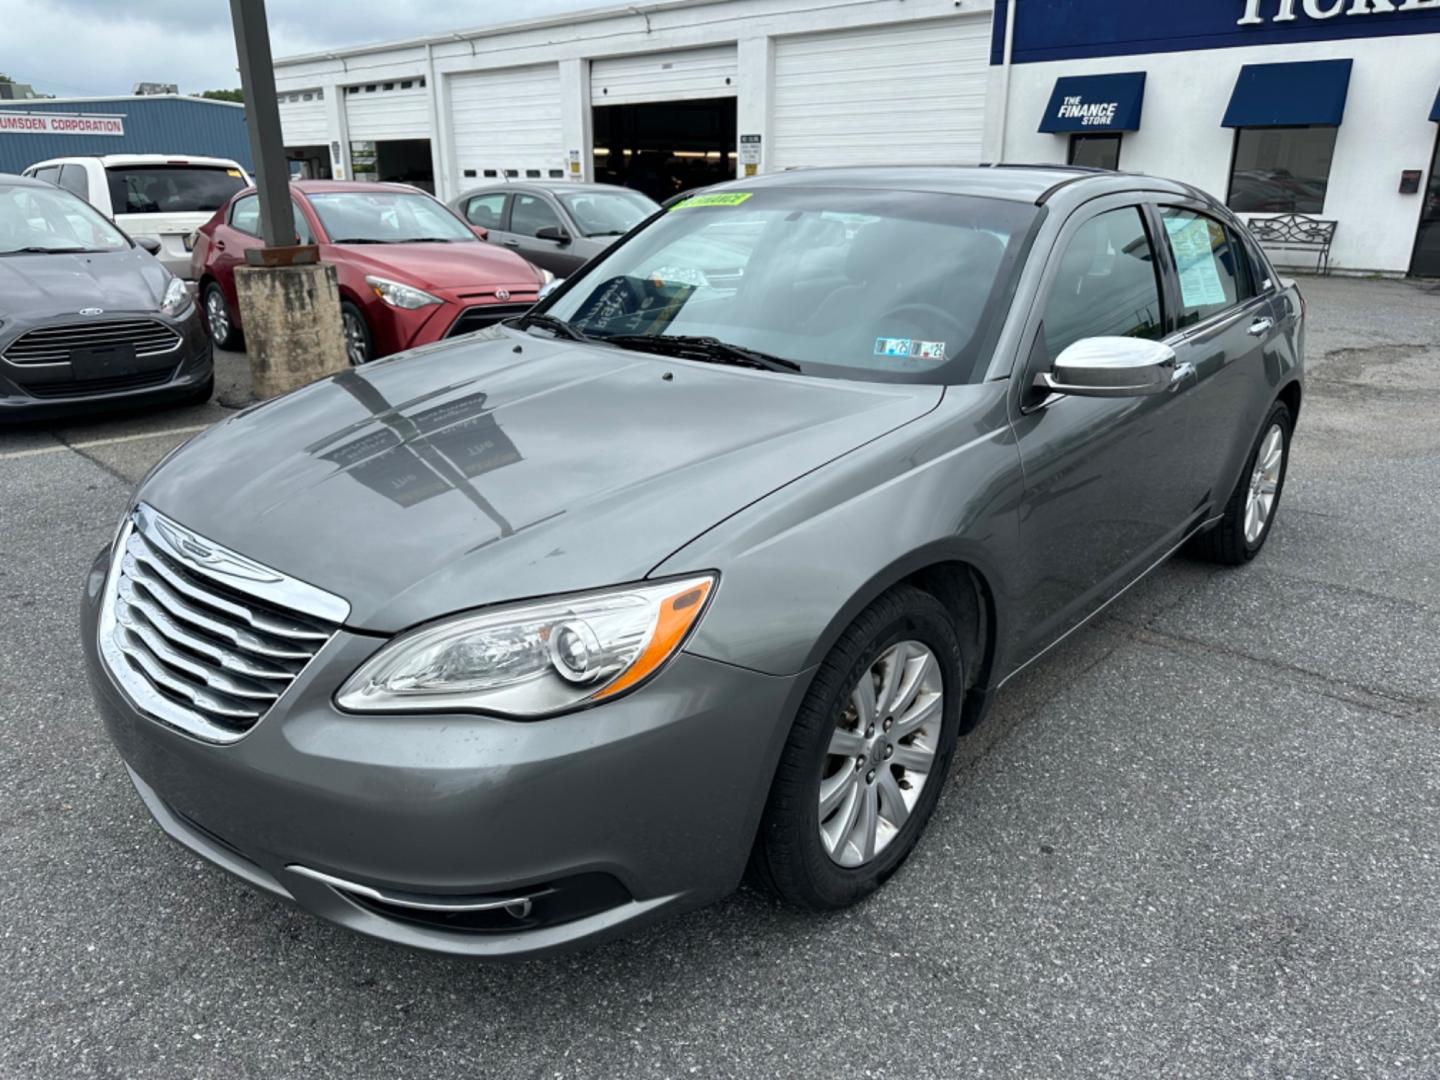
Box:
0, 173, 212, 417
82, 166, 1302, 958
450, 180, 658, 276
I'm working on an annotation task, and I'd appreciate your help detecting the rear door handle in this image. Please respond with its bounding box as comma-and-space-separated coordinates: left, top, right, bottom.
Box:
1247, 316, 1274, 337
214, 239, 226, 250
501, 239, 520, 248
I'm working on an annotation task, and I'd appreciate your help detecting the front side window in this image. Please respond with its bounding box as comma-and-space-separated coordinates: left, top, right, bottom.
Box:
1227, 127, 1336, 214
229, 194, 260, 236
1068, 134, 1122, 171
1042, 206, 1163, 360
560, 189, 658, 237
105, 165, 247, 215
509, 194, 561, 238
306, 191, 474, 244
544, 187, 1038, 384
1159, 208, 1249, 328
463, 192, 506, 229
0, 184, 130, 254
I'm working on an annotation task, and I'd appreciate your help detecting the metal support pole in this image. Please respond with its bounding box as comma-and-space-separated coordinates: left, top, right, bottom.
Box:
230, 0, 311, 262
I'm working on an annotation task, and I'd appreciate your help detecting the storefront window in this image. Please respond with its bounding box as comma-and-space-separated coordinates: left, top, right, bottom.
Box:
1068, 134, 1122, 171
1227, 127, 1337, 215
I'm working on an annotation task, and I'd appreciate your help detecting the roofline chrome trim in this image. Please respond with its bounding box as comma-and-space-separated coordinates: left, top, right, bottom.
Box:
287, 864, 547, 919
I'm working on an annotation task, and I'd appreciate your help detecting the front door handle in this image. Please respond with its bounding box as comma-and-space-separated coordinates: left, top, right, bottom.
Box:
1247, 316, 1274, 337
1168, 360, 1196, 391
502, 239, 520, 248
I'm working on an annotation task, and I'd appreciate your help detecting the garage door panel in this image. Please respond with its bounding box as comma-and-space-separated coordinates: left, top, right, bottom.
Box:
771, 17, 988, 170
591, 46, 737, 105
346, 89, 429, 141
280, 91, 327, 145
449, 64, 564, 181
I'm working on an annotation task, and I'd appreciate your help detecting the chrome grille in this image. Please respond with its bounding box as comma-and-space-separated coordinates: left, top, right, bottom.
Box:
98, 504, 349, 744
5, 319, 183, 366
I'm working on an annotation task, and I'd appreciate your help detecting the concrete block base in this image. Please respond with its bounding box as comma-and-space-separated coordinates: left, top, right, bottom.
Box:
234, 263, 348, 400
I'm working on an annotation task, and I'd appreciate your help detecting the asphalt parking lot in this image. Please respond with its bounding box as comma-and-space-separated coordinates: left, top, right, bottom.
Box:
4, 275, 1439, 1079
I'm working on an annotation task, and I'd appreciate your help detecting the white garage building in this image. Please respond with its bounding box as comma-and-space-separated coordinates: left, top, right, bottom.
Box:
272, 0, 994, 199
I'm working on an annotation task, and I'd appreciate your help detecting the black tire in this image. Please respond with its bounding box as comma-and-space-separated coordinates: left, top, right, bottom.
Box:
751, 585, 964, 910
341, 301, 374, 366
201, 282, 242, 351
1191, 400, 1292, 565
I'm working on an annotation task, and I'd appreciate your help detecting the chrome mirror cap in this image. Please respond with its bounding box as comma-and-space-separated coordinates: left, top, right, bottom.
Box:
1040, 336, 1183, 398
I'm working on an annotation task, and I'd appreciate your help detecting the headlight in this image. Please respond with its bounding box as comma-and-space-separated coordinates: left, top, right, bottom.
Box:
539, 267, 555, 284
159, 276, 192, 316
336, 574, 716, 718
365, 275, 442, 310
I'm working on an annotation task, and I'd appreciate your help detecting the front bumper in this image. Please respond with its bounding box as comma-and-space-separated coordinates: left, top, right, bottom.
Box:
0, 308, 211, 418
81, 551, 806, 958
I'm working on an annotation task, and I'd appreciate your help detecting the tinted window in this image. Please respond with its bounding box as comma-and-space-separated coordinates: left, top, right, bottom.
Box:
105, 165, 247, 215
1042, 207, 1163, 359
509, 194, 562, 238
1227, 127, 1336, 214
33, 166, 60, 185
1068, 134, 1121, 171
463, 193, 506, 229
0, 183, 129, 254
1159, 208, 1248, 328
57, 164, 89, 199
560, 189, 658, 237
545, 188, 1038, 385
230, 194, 260, 236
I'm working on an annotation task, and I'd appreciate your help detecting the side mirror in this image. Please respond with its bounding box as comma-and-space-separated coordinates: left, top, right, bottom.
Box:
469, 225, 489, 241
535, 224, 571, 246
537, 277, 564, 301
135, 236, 162, 256
1038, 337, 1184, 398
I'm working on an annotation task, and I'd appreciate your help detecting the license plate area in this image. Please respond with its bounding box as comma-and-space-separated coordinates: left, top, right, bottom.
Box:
70, 343, 141, 380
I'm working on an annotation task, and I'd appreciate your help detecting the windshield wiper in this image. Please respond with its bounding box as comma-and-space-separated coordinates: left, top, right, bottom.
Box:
601, 334, 801, 373
393, 237, 458, 243
0, 245, 100, 255
329, 237, 391, 244
504, 312, 592, 343
585, 230, 628, 237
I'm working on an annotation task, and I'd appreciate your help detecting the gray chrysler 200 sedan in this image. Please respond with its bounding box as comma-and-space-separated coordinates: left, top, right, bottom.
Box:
82, 166, 1303, 958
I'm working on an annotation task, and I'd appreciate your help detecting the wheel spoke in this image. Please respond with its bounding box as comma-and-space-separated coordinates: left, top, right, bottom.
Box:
851, 675, 878, 730
877, 768, 910, 831
856, 783, 880, 862
888, 650, 932, 721
891, 692, 940, 740
828, 726, 865, 757
874, 642, 908, 716
822, 779, 863, 854
819, 767, 858, 818
891, 742, 935, 774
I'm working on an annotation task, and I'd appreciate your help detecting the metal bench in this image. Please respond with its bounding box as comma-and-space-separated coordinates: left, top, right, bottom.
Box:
1245, 214, 1337, 275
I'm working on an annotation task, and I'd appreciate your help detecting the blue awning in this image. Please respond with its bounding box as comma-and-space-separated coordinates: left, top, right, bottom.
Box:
1222, 59, 1352, 128
1431, 85, 1440, 123
1039, 72, 1146, 134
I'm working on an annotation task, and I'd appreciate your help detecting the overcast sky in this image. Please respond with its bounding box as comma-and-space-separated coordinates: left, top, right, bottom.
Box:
2, 0, 617, 98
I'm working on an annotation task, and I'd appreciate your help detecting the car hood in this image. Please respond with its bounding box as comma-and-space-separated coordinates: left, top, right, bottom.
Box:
139, 335, 942, 631
327, 241, 543, 291
0, 248, 166, 320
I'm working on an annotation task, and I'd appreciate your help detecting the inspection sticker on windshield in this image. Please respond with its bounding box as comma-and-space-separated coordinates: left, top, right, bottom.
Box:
875, 337, 946, 360
669, 192, 753, 211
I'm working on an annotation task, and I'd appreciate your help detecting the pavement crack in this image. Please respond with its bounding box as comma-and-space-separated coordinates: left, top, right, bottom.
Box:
54, 431, 132, 487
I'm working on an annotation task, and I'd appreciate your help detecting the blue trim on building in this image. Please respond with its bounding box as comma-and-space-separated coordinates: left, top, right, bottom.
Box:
1039, 72, 1146, 133
990, 0, 1440, 66
1222, 58, 1352, 128
1431, 85, 1440, 122
0, 96, 251, 175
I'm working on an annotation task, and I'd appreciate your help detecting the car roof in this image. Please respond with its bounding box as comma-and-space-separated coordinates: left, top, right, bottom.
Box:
452, 180, 651, 200
26, 154, 247, 169
290, 180, 432, 196
711, 164, 1197, 207
0, 171, 51, 188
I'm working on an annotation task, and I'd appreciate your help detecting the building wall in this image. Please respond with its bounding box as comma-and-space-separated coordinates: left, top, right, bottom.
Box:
0, 95, 252, 175
990, 0, 1440, 274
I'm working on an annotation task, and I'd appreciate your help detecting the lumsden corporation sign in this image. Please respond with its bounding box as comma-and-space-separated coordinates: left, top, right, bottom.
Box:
0, 112, 125, 136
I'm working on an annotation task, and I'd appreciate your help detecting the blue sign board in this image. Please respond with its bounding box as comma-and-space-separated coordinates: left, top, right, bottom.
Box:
1039, 72, 1146, 133
992, 0, 1440, 65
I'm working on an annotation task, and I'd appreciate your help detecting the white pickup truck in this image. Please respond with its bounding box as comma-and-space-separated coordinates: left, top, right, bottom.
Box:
22, 154, 251, 279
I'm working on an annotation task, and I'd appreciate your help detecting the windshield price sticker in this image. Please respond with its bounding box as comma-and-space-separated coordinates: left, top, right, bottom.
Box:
669, 192, 753, 211
875, 337, 946, 360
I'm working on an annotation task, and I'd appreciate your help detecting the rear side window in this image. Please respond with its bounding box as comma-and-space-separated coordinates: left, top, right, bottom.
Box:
32, 165, 61, 185
1158, 208, 1249, 328
1042, 206, 1164, 359
229, 194, 260, 236
57, 164, 88, 199
105, 165, 247, 215
464, 192, 506, 229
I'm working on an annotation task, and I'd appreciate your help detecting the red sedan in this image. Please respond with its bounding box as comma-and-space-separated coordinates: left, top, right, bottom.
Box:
191, 181, 547, 365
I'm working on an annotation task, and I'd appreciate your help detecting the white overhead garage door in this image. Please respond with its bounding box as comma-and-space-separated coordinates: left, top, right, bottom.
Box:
344, 84, 430, 141
279, 89, 327, 146
770, 17, 989, 171
449, 64, 564, 182
590, 46, 737, 105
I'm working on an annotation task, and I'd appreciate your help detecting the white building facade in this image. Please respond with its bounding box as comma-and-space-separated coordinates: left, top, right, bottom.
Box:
273, 0, 1440, 276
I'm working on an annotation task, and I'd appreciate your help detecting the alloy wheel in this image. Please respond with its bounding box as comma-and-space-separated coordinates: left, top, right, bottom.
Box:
343, 309, 369, 366
1244, 423, 1284, 544
818, 640, 944, 868
204, 288, 229, 345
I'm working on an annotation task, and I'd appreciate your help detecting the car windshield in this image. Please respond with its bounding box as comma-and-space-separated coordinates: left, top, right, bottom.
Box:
559, 189, 658, 236
307, 191, 475, 244
542, 187, 1038, 384
105, 165, 247, 214
0, 183, 130, 254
